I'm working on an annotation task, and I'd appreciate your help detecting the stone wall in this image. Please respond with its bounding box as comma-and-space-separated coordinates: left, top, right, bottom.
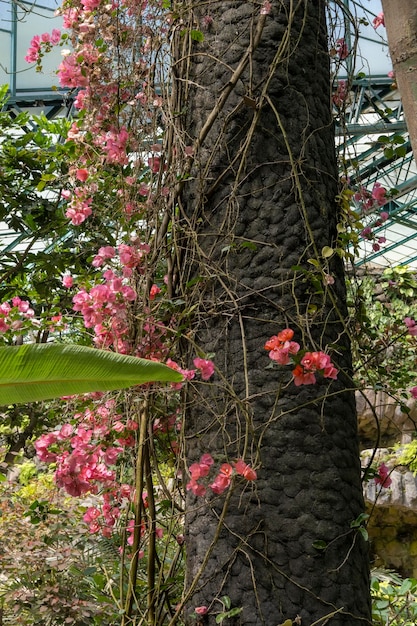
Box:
359, 390, 417, 576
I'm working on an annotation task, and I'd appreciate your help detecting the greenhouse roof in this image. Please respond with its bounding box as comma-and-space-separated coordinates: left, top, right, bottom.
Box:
0, 0, 417, 268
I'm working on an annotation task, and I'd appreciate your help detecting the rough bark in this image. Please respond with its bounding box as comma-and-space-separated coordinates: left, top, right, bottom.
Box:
174, 1, 371, 624
382, 0, 417, 164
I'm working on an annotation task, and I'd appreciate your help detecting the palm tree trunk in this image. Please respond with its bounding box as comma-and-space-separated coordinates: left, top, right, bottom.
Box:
382, 0, 417, 163
174, 1, 371, 623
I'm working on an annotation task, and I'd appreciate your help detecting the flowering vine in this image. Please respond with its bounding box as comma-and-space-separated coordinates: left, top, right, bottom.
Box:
10, 0, 417, 623
264, 328, 338, 386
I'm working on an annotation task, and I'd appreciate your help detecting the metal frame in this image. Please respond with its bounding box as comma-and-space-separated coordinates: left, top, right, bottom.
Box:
1, 0, 417, 268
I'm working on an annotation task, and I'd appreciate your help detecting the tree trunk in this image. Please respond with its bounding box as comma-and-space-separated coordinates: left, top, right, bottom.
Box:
174, 1, 371, 624
382, 0, 417, 163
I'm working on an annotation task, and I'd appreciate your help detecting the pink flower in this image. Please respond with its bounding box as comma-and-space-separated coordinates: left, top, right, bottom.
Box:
234, 459, 257, 481
410, 387, 417, 399
361, 226, 372, 239
372, 182, 386, 206
66, 204, 92, 225
373, 12, 385, 29
149, 284, 161, 300
62, 274, 73, 288
292, 351, 338, 386
260, 1, 271, 15
58, 423, 73, 440
336, 38, 349, 60
375, 463, 392, 488
51, 28, 61, 45
148, 156, 163, 173
209, 472, 231, 494
200, 453, 214, 467
404, 317, 417, 336
24, 35, 41, 63
76, 168, 89, 182
195, 606, 208, 616
264, 328, 300, 365
186, 479, 206, 497
189, 454, 213, 480
332, 80, 348, 108
58, 54, 89, 88
83, 507, 101, 524
193, 357, 215, 380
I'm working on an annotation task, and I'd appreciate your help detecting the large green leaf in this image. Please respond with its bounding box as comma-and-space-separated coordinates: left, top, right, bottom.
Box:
0, 343, 182, 405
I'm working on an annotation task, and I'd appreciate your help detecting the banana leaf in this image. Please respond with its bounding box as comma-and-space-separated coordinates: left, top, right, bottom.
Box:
0, 343, 182, 405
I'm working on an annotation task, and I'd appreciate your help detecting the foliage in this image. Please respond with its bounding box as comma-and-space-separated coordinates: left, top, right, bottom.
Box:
0, 474, 118, 625
0, 85, 115, 308
348, 265, 417, 391
0, 343, 182, 404
1, 0, 416, 623
396, 440, 417, 475
371, 569, 417, 626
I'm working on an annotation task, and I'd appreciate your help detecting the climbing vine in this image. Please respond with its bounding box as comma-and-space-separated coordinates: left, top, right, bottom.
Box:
1, 0, 417, 624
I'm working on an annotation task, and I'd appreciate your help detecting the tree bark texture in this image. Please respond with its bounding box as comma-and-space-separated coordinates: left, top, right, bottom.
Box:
174, 1, 371, 624
382, 0, 417, 164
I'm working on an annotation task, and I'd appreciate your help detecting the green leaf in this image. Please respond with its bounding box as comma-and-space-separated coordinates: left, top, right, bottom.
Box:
377, 135, 390, 144
0, 343, 183, 405
321, 246, 334, 258
221, 596, 231, 610
226, 608, 243, 618
395, 145, 407, 157
312, 540, 327, 550
350, 512, 369, 528
358, 526, 368, 541
190, 29, 204, 42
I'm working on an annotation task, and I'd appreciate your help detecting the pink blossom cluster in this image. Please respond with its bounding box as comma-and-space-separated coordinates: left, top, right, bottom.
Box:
410, 386, 417, 399
375, 462, 392, 488
332, 80, 348, 108
260, 1, 271, 15
373, 12, 385, 29
73, 273, 136, 352
24, 29, 61, 64
404, 317, 417, 336
94, 126, 130, 166
264, 328, 300, 365
335, 38, 349, 60
186, 454, 257, 497
83, 487, 139, 539
0, 297, 35, 334
360, 227, 387, 253
34, 0, 166, 230
118, 242, 150, 277
64, 186, 94, 225
264, 328, 338, 386
292, 352, 338, 386
195, 606, 208, 616
354, 183, 389, 251
34, 402, 140, 526
71, 241, 164, 350
166, 357, 215, 390
62, 274, 74, 288
355, 182, 388, 211
34, 396, 172, 546
193, 357, 215, 380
